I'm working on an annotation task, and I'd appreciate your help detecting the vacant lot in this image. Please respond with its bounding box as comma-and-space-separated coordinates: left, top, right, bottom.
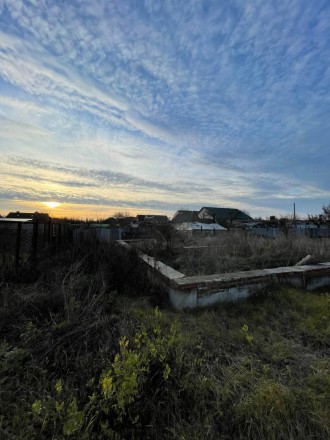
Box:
151, 232, 330, 276
0, 242, 329, 439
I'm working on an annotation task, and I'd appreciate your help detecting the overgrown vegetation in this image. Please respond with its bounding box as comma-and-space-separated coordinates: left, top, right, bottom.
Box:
0, 243, 329, 439
165, 233, 330, 275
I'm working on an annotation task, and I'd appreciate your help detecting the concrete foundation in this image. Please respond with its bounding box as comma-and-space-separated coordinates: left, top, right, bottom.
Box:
117, 241, 330, 309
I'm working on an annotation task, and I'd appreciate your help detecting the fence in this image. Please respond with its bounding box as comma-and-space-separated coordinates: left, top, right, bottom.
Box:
0, 220, 73, 268
73, 227, 124, 243
249, 227, 330, 238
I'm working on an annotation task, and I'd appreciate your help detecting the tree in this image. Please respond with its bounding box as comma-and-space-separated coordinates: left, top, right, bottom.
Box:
217, 209, 250, 229
307, 214, 324, 230
278, 215, 294, 237
308, 205, 330, 237
321, 205, 330, 235
154, 223, 178, 256
308, 205, 330, 227
113, 211, 131, 220
322, 204, 330, 223
106, 212, 133, 227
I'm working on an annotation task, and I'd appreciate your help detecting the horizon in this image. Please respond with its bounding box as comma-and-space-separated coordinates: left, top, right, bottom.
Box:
1, 1, 329, 218
1, 205, 327, 222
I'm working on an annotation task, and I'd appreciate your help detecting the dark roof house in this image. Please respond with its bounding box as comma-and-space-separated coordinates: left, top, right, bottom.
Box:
6, 211, 50, 222
198, 207, 252, 225
134, 214, 169, 224
172, 210, 199, 223
105, 216, 135, 227
136, 215, 146, 223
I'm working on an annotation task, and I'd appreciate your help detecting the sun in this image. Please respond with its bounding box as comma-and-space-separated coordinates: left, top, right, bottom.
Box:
43, 201, 61, 209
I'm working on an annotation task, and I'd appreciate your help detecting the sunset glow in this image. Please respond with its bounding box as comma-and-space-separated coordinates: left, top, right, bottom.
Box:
43, 202, 61, 209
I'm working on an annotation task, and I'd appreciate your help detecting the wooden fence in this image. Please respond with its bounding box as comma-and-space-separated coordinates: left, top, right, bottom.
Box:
0, 220, 73, 268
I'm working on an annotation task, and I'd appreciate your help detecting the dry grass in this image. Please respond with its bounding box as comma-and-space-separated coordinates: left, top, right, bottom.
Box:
166, 232, 330, 275
0, 243, 329, 439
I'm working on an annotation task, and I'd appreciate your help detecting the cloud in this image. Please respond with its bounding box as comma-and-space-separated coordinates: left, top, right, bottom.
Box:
2, 154, 213, 197
3, 151, 328, 220
1, 0, 329, 217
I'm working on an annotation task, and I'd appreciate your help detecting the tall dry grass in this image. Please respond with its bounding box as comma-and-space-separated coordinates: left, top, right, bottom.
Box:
171, 232, 330, 275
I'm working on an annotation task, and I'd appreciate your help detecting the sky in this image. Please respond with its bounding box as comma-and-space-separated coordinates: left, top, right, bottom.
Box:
0, 0, 329, 219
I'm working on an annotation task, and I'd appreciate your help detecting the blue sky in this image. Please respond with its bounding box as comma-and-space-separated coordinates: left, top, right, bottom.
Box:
0, 0, 329, 219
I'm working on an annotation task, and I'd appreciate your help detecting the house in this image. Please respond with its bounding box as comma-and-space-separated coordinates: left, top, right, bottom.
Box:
133, 214, 169, 225
175, 222, 227, 237
198, 207, 252, 226
293, 220, 329, 238
131, 214, 169, 235
105, 216, 135, 228
6, 211, 50, 223
171, 210, 199, 223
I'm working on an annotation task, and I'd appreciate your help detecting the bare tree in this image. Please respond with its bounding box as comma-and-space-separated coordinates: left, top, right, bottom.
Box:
154, 223, 178, 256
322, 204, 330, 222
218, 209, 248, 229
113, 211, 131, 219
308, 214, 324, 229
308, 205, 330, 236
278, 215, 294, 237
322, 205, 330, 235
106, 212, 133, 228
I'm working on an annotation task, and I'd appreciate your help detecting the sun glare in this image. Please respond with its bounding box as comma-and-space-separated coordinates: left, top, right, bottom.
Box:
43, 202, 61, 209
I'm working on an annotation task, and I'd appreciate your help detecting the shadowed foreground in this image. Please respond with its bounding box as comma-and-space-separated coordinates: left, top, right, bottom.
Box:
0, 243, 329, 439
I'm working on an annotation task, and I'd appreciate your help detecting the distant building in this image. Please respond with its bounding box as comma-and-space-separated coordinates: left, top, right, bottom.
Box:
133, 214, 169, 225
105, 216, 135, 228
172, 210, 199, 223
198, 207, 252, 225
175, 222, 227, 236
6, 211, 50, 223
131, 214, 169, 235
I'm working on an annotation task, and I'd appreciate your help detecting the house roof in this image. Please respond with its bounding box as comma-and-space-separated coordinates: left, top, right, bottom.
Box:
136, 215, 146, 222
199, 207, 252, 222
6, 211, 50, 221
7, 212, 35, 219
106, 216, 135, 227
135, 214, 169, 223
145, 215, 169, 223
172, 210, 199, 223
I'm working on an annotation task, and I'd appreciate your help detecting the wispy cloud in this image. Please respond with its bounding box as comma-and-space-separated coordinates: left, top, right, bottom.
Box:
1, 0, 329, 217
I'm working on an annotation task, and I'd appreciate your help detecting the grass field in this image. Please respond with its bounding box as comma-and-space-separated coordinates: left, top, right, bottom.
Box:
0, 243, 329, 439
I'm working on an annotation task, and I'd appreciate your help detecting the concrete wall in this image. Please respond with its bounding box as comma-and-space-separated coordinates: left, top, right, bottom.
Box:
174, 265, 330, 309
197, 283, 261, 308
